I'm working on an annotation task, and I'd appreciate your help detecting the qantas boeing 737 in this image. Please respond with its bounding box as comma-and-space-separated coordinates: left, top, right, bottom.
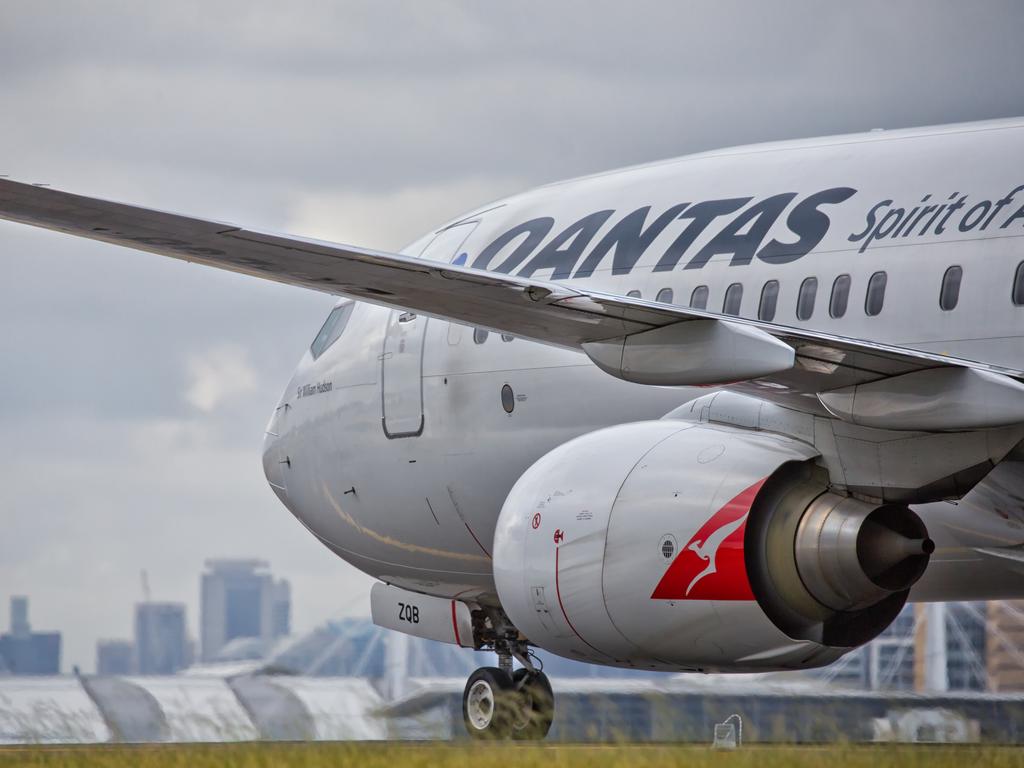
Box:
3, 118, 1024, 738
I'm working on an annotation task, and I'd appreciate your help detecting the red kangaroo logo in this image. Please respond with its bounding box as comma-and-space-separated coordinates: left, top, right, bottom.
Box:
650, 479, 765, 601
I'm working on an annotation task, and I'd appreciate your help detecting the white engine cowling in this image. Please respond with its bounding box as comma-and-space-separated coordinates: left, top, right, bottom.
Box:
492, 420, 932, 672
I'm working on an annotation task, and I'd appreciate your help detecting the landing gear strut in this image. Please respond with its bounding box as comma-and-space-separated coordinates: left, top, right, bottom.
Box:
462, 653, 554, 739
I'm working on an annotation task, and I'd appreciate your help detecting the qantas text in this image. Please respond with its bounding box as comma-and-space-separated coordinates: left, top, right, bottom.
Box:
464, 184, 1024, 278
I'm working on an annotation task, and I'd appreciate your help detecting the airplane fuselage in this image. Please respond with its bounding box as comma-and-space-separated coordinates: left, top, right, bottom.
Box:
263, 119, 1024, 606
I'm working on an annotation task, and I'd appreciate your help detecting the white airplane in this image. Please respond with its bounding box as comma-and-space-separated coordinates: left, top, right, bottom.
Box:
3, 117, 1024, 739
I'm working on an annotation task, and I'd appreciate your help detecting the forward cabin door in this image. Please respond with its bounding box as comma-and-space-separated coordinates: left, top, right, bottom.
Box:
381, 221, 479, 438
381, 309, 428, 437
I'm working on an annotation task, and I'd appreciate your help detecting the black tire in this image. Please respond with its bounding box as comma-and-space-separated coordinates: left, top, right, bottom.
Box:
462, 667, 516, 739
510, 668, 554, 740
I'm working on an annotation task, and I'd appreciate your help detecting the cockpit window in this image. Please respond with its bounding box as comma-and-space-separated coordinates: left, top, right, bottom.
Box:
310, 303, 354, 360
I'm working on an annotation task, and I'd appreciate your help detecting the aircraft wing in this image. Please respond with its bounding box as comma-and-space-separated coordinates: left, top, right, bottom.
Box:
3, 178, 1024, 428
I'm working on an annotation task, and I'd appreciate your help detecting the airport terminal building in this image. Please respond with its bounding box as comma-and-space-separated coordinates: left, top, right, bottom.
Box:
3, 617, 1024, 745
3, 672, 1024, 744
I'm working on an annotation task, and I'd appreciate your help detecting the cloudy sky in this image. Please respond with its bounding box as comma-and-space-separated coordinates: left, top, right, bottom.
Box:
2, 2, 1023, 673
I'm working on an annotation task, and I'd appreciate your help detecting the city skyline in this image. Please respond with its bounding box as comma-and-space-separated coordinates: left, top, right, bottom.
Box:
1, 558, 297, 674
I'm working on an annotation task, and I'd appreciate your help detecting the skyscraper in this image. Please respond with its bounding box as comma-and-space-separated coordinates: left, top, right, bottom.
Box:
9, 597, 29, 637
96, 639, 135, 676
272, 579, 291, 638
134, 602, 188, 675
200, 560, 291, 662
0, 597, 60, 675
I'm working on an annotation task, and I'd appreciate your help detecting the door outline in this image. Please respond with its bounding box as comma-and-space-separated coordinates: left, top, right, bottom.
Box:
380, 312, 429, 439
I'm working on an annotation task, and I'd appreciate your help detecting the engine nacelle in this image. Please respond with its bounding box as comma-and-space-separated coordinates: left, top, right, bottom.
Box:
492, 420, 932, 672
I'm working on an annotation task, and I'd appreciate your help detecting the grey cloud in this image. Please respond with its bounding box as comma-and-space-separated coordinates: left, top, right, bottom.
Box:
3, 3, 1022, 194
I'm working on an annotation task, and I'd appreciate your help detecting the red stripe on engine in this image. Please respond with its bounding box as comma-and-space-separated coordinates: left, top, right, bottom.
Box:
554, 546, 608, 657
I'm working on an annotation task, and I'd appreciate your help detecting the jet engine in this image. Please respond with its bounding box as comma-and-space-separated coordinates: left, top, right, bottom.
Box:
492, 420, 933, 672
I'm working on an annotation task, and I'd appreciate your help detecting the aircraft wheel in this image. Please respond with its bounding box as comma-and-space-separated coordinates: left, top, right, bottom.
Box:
462, 667, 516, 739
510, 668, 554, 740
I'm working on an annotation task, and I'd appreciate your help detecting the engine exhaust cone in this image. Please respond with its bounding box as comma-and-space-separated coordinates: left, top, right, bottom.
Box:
856, 508, 933, 593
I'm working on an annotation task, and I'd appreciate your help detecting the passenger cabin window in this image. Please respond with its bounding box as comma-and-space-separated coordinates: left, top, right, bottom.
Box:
796, 277, 818, 321
473, 328, 489, 344
939, 265, 962, 311
656, 287, 674, 303
722, 283, 743, 316
310, 303, 354, 360
501, 334, 514, 343
626, 289, 642, 299
830, 274, 851, 318
865, 271, 887, 316
758, 281, 779, 322
1013, 262, 1024, 306
690, 285, 709, 310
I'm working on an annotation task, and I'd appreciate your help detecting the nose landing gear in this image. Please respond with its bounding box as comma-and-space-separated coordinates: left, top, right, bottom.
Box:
509, 667, 554, 740
462, 661, 554, 739
461, 607, 554, 739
